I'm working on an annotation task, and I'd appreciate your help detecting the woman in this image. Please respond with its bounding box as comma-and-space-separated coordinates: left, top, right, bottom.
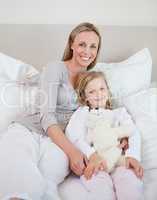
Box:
0, 22, 101, 200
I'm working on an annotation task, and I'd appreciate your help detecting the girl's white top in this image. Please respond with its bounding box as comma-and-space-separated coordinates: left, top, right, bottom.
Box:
66, 106, 141, 161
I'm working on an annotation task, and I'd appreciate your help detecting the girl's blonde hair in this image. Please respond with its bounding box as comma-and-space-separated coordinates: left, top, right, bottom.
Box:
62, 22, 101, 70
74, 71, 112, 109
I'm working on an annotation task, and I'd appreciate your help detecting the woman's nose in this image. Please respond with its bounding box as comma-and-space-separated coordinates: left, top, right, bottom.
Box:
84, 46, 90, 54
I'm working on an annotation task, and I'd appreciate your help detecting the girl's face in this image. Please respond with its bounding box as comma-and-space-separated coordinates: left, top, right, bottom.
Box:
84, 77, 109, 109
71, 31, 99, 69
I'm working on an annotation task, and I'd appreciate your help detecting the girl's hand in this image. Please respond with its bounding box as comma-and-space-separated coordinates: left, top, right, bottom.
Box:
83, 152, 107, 179
126, 157, 144, 179
84, 162, 95, 180
69, 148, 88, 176
119, 137, 129, 151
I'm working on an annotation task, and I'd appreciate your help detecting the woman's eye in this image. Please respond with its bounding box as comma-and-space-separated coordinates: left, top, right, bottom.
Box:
100, 88, 105, 91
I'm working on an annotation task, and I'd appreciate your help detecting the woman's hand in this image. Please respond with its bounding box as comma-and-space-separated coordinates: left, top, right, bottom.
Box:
126, 157, 144, 179
69, 147, 88, 176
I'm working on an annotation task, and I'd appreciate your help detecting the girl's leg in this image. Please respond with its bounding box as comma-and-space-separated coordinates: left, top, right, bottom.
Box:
38, 136, 69, 200
80, 171, 116, 200
0, 123, 45, 200
111, 166, 144, 200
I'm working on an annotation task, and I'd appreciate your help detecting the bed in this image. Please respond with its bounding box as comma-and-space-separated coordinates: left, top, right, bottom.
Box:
0, 24, 157, 200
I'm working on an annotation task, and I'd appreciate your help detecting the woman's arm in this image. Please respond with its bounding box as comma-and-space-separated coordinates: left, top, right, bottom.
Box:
39, 62, 60, 131
39, 63, 86, 175
47, 125, 87, 175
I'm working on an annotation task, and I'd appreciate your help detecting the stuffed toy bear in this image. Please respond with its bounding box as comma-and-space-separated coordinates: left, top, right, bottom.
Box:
86, 111, 132, 173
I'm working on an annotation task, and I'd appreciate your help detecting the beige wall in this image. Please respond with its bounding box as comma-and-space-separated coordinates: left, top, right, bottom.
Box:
0, 25, 156, 81
0, 0, 157, 26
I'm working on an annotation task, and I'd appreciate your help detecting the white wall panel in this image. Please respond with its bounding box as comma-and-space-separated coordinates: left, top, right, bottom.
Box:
0, 0, 156, 26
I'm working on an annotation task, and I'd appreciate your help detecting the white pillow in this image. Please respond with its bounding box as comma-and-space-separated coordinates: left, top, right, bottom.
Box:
0, 83, 22, 133
0, 82, 38, 134
118, 88, 157, 170
93, 48, 152, 99
0, 53, 39, 133
0, 52, 39, 82
144, 169, 157, 199
137, 117, 157, 170
118, 88, 157, 121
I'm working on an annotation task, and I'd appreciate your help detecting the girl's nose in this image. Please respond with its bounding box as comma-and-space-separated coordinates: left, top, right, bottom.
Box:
97, 90, 102, 96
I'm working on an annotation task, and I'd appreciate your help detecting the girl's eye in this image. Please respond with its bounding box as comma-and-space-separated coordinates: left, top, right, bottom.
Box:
91, 44, 97, 49
79, 43, 86, 47
100, 87, 105, 91
89, 91, 94, 94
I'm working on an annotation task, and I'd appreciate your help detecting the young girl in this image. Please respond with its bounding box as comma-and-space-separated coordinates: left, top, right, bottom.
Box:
65, 71, 144, 200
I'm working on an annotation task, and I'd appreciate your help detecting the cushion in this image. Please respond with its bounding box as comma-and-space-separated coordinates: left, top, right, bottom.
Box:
0, 52, 38, 82
144, 169, 157, 199
0, 83, 22, 133
137, 117, 157, 170
93, 48, 152, 100
0, 53, 39, 133
0, 83, 38, 134
117, 87, 157, 119
117, 87, 157, 170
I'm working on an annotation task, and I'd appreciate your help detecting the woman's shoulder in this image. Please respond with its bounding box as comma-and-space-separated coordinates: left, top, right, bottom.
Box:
41, 61, 65, 80
45, 61, 65, 73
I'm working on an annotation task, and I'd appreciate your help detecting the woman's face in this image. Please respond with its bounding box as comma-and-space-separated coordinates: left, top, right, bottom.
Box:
71, 31, 99, 69
84, 77, 108, 109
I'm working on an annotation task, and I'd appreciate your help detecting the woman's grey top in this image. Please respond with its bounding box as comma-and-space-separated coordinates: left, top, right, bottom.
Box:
15, 61, 79, 134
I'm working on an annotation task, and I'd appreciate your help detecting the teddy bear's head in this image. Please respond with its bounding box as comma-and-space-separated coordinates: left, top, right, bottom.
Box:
90, 118, 131, 152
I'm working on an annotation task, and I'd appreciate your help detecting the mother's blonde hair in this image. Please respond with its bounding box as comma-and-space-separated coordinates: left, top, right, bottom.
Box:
62, 22, 101, 70
74, 71, 112, 109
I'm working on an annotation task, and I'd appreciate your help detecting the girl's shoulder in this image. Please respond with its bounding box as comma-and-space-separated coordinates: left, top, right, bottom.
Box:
70, 106, 89, 120
74, 106, 89, 115
112, 106, 129, 116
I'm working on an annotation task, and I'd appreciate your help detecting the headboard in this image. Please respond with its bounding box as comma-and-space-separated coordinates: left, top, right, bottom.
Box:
0, 24, 156, 81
